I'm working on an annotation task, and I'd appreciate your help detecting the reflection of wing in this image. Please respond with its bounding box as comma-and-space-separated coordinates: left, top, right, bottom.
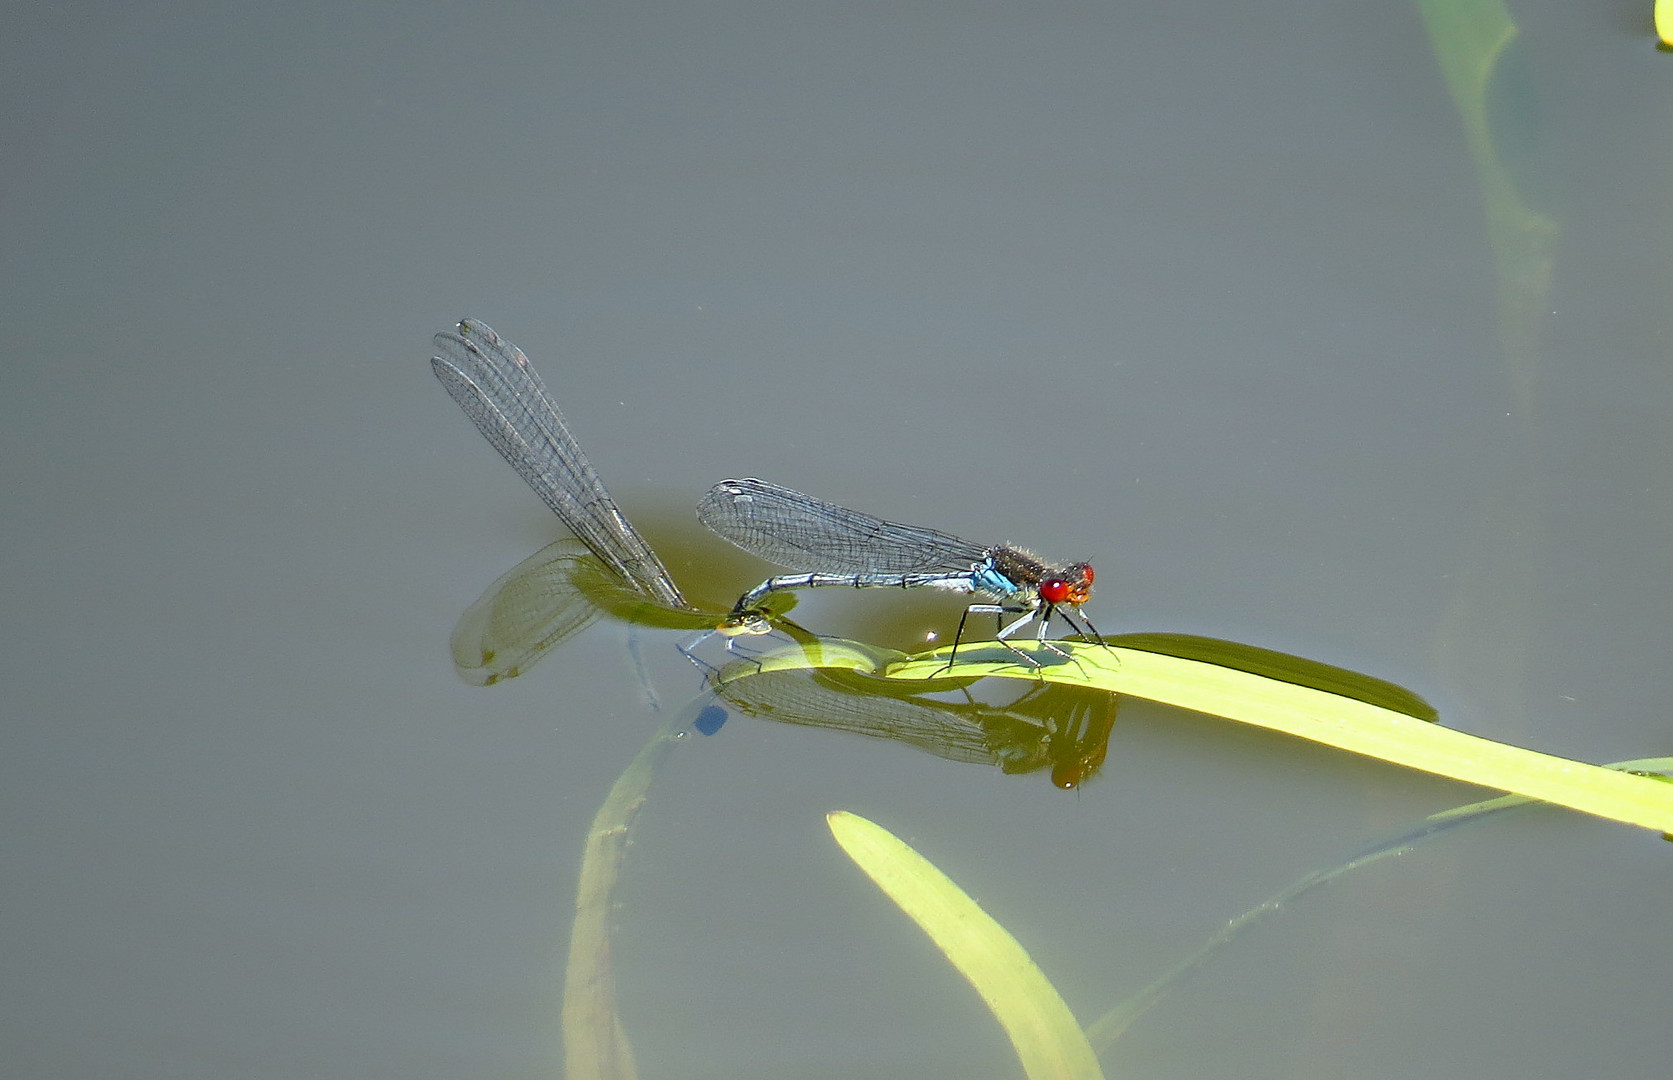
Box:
432, 319, 687, 609
450, 539, 601, 686
697, 478, 991, 574
712, 656, 1118, 787
716, 669, 1001, 767
450, 539, 717, 686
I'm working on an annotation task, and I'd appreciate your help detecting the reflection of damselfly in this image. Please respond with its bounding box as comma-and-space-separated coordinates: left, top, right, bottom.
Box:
711, 642, 1118, 788
698, 478, 1108, 668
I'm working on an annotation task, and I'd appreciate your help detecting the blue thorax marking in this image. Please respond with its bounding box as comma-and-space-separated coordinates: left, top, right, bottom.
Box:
969, 559, 1022, 599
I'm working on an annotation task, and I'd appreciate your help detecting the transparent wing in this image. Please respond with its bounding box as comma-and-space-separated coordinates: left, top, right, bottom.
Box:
714, 668, 1001, 767
696, 478, 991, 575
431, 319, 687, 609
448, 539, 602, 686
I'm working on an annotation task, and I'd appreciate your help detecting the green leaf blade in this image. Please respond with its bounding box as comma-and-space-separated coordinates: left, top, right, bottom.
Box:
882, 642, 1673, 835
827, 811, 1106, 1080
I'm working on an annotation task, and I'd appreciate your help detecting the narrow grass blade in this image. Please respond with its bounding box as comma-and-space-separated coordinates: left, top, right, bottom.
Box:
827, 811, 1105, 1080
1415, 0, 1556, 366
1083, 756, 1672, 1051
562, 718, 690, 1080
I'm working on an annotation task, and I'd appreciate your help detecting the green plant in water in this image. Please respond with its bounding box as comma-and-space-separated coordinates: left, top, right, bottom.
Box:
712, 632, 1673, 835
563, 729, 1670, 1078
829, 811, 1106, 1080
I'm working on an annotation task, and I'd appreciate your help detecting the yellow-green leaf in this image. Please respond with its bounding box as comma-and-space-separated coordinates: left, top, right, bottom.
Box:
880, 641, 1673, 835
828, 811, 1104, 1080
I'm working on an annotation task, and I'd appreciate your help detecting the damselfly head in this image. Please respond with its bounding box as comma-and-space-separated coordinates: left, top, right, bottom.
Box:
1037, 562, 1095, 607
1051, 737, 1108, 789
717, 612, 775, 637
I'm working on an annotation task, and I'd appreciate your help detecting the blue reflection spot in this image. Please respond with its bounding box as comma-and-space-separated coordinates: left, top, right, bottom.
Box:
693, 704, 728, 736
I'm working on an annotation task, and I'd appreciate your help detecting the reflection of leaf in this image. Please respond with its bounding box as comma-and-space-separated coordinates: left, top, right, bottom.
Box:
1084, 755, 1673, 1052
828, 811, 1105, 1080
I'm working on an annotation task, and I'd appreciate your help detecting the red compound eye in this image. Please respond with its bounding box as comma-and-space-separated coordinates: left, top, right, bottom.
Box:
1038, 578, 1071, 605
1080, 564, 1095, 585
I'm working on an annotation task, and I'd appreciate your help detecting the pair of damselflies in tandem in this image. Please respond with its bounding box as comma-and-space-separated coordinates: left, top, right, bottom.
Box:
430, 318, 1107, 670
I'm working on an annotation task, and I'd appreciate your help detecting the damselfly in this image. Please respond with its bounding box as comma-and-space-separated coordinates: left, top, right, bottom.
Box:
697, 478, 1106, 667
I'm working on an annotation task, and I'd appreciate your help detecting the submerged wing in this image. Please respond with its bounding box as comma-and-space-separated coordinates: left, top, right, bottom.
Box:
696, 478, 991, 575
431, 319, 687, 609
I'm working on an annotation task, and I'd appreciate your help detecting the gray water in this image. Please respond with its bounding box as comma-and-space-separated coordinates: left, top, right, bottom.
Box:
4, 4, 1670, 1078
